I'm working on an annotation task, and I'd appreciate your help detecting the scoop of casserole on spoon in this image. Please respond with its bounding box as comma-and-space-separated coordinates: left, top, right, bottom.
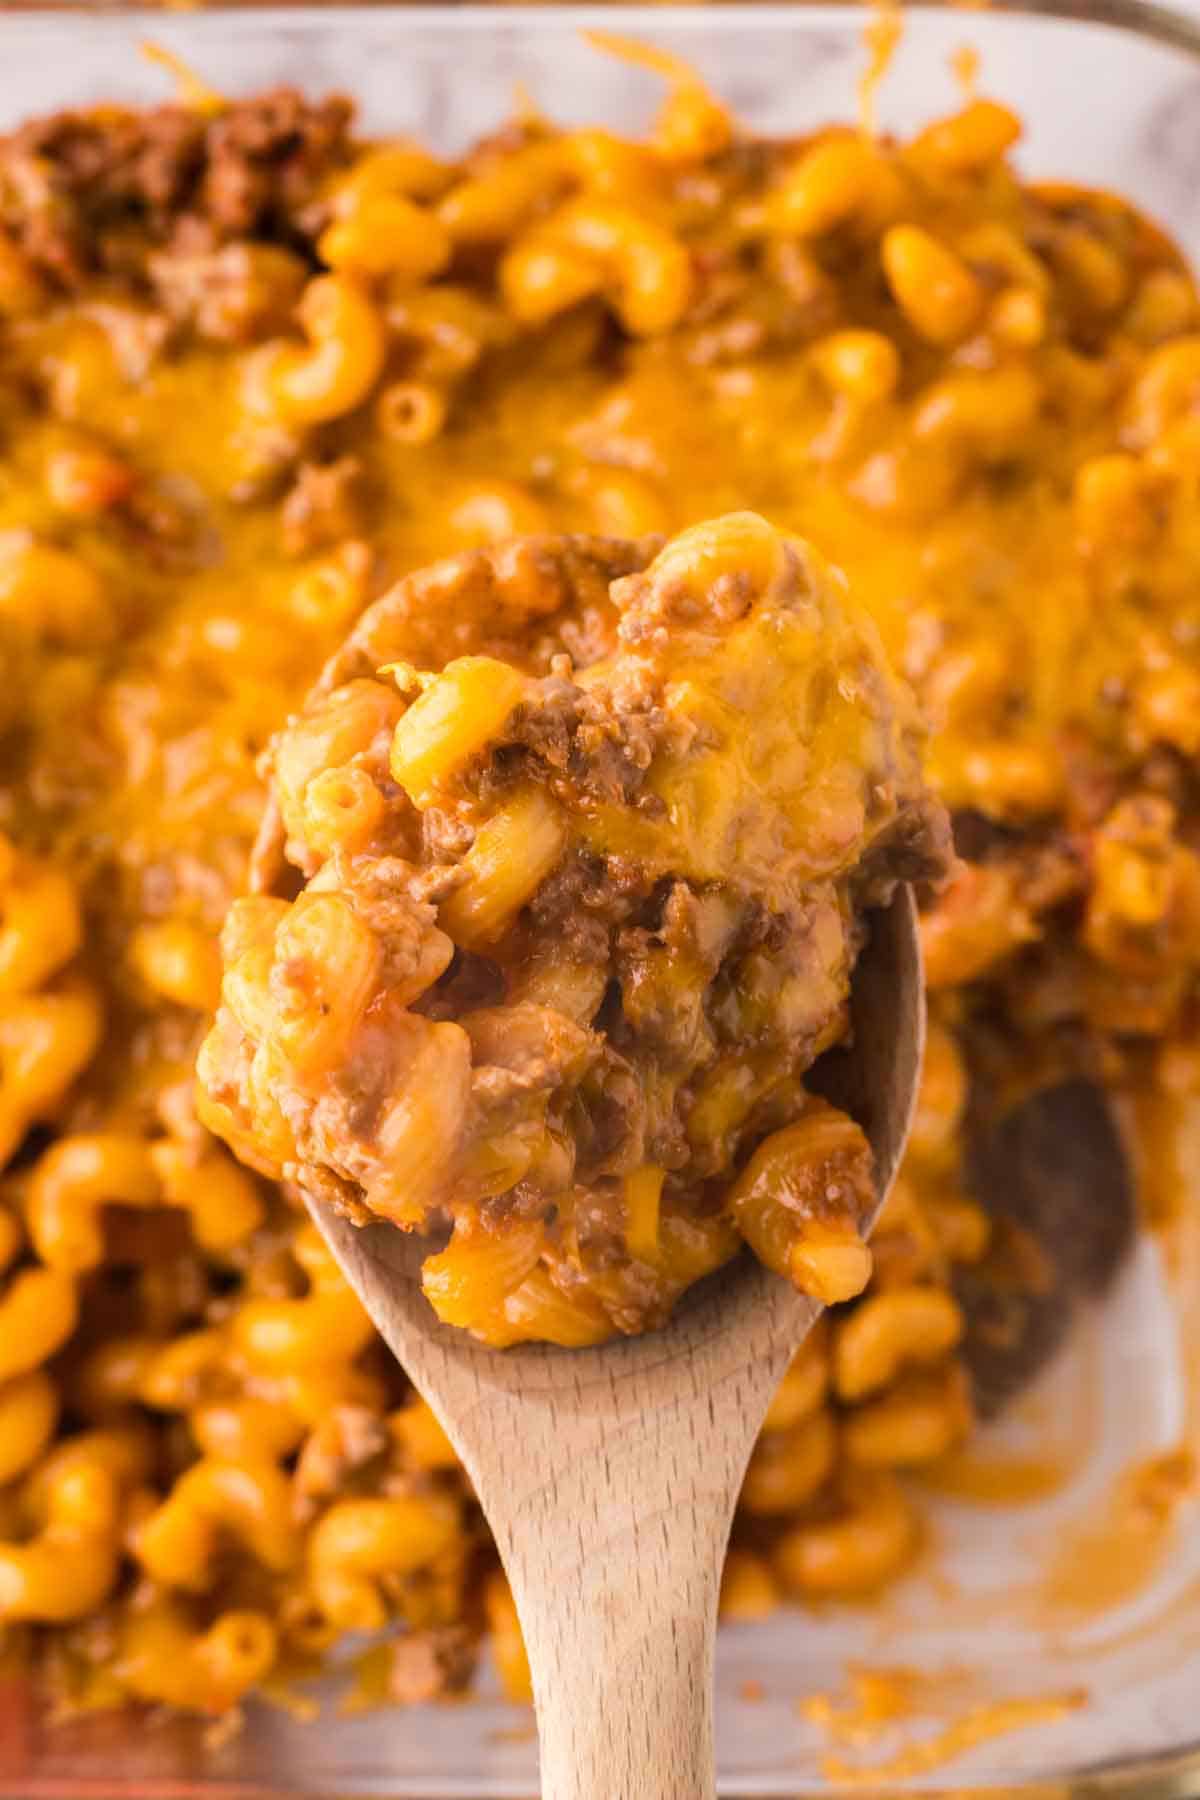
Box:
198, 513, 947, 1799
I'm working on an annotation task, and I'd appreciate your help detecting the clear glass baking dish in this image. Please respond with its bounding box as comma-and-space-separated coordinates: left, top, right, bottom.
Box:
2, 2, 1200, 1793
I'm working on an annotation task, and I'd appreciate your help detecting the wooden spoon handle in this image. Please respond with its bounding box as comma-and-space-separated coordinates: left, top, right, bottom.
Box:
479, 1324, 800, 1800
507, 1488, 724, 1800
520, 1553, 718, 1800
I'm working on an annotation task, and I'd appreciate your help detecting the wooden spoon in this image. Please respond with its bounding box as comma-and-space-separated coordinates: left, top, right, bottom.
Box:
301, 885, 924, 1800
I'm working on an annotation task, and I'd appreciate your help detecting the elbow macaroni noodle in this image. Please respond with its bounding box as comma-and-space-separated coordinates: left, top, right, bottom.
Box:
0, 38, 1194, 1720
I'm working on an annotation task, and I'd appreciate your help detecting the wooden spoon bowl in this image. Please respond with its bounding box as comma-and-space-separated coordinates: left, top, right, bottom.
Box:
303, 886, 924, 1800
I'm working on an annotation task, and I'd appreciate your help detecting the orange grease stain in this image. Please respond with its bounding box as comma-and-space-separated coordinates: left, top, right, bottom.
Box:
802, 1666, 1087, 1785
820, 1692, 1087, 1785
801, 1665, 932, 1744
919, 1449, 1072, 1506
1042, 1449, 1197, 1620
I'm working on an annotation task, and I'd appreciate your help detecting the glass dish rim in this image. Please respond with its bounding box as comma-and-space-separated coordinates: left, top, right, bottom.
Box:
0, 0, 1196, 62
2, 2, 1200, 1794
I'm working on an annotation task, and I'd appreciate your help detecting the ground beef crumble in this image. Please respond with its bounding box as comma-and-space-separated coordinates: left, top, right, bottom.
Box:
0, 89, 353, 293
293, 1403, 390, 1520
281, 455, 367, 557
497, 666, 672, 813
149, 237, 308, 344
386, 1625, 477, 1705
